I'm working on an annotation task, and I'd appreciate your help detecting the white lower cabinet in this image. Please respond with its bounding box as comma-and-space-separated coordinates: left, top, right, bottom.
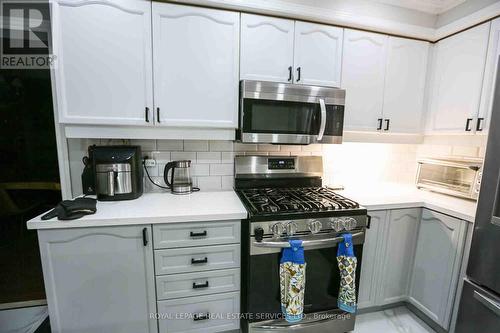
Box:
408, 209, 467, 330
358, 209, 420, 309
358, 210, 386, 309
358, 208, 467, 330
154, 244, 240, 275
156, 268, 240, 300
38, 225, 157, 333
153, 220, 241, 249
154, 220, 241, 333
157, 292, 240, 333
376, 208, 420, 305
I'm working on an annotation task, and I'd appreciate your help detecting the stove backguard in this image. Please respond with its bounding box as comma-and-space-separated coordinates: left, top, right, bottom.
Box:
235, 155, 324, 189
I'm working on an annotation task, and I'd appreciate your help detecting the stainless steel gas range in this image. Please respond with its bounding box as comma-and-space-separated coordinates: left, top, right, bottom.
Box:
235, 155, 369, 333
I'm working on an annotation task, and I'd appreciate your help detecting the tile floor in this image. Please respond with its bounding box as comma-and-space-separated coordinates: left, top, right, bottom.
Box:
353, 306, 435, 333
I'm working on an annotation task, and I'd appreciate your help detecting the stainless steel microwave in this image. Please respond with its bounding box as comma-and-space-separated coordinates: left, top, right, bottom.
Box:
416, 158, 483, 200
237, 80, 345, 144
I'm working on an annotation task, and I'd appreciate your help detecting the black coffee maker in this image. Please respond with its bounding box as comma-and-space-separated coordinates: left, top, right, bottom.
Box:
82, 145, 143, 201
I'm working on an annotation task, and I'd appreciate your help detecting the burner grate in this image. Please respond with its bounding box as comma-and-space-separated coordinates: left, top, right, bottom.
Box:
238, 187, 359, 215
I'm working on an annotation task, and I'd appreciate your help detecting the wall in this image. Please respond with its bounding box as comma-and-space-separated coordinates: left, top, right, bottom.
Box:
68, 137, 488, 197
68, 139, 321, 196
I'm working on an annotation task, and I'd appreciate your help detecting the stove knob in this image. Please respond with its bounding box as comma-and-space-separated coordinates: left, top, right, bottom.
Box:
330, 218, 345, 232
254, 227, 264, 242
285, 221, 298, 236
270, 222, 284, 238
307, 219, 322, 234
344, 217, 357, 231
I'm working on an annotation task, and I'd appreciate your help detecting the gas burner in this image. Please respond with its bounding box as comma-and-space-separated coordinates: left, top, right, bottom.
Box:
237, 187, 360, 216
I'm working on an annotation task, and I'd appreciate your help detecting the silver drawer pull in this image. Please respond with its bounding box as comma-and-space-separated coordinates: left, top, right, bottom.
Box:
474, 291, 500, 317
253, 232, 364, 249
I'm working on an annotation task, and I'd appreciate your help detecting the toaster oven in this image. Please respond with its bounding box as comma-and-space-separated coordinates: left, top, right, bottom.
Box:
416, 158, 483, 200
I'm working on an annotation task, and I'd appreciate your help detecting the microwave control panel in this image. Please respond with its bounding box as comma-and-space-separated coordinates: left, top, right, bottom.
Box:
268, 158, 295, 170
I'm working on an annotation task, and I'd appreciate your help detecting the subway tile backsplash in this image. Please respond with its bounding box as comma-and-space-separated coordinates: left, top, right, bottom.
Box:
68, 139, 486, 196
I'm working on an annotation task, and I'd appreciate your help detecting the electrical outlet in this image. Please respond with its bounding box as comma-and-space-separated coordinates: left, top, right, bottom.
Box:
144, 159, 156, 167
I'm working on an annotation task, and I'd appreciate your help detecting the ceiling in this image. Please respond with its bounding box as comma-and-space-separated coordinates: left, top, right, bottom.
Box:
372, 0, 467, 14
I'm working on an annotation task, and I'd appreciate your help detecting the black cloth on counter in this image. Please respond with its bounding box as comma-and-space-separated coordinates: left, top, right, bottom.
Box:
41, 197, 97, 221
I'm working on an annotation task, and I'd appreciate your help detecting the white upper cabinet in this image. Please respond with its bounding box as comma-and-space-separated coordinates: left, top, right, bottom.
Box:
425, 23, 490, 134
293, 22, 343, 87
342, 30, 388, 132
240, 15, 342, 87
478, 18, 500, 133
409, 209, 467, 330
240, 14, 295, 83
152, 3, 239, 128
382, 38, 429, 133
52, 0, 153, 126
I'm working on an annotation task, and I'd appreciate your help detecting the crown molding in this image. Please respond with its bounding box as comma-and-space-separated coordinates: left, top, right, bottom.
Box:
167, 0, 500, 42
375, 0, 467, 15
434, 1, 500, 40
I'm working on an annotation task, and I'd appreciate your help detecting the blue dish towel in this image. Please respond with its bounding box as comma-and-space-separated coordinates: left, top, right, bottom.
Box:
337, 233, 357, 313
279, 240, 306, 323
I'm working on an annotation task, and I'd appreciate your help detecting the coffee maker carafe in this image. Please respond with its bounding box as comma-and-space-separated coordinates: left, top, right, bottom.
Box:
164, 160, 195, 194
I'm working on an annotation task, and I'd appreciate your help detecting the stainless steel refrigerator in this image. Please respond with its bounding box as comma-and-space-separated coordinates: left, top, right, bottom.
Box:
455, 60, 500, 332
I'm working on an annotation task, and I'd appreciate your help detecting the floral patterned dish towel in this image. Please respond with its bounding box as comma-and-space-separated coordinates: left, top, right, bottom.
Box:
337, 233, 357, 313
280, 239, 306, 323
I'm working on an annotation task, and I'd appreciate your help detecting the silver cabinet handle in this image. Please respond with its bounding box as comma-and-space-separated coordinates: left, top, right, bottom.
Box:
253, 232, 363, 249
474, 290, 500, 317
107, 171, 115, 196
317, 98, 327, 141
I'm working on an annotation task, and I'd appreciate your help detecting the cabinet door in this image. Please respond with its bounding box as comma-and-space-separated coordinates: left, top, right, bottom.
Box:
376, 208, 420, 305
341, 30, 387, 132
409, 209, 467, 329
240, 14, 295, 83
52, 0, 153, 126
358, 210, 386, 309
426, 23, 490, 134
152, 3, 239, 128
293, 22, 343, 87
478, 18, 500, 133
382, 38, 429, 133
38, 226, 157, 333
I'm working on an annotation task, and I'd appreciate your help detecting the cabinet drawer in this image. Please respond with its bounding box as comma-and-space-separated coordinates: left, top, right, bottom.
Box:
155, 244, 240, 275
153, 221, 240, 249
156, 268, 240, 300
157, 292, 240, 333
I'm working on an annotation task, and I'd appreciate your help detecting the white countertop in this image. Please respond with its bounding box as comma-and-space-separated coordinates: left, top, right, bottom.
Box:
27, 191, 248, 230
334, 183, 477, 223
28, 183, 477, 230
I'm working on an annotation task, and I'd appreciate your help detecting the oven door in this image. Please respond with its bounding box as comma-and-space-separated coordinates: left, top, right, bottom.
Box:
239, 81, 345, 145
242, 232, 364, 332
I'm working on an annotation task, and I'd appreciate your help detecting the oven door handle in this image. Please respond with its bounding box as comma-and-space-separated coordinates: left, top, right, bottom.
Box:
317, 98, 327, 141
253, 232, 364, 249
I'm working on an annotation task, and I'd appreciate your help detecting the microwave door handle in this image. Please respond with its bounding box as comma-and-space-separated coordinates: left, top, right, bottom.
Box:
317, 98, 327, 141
